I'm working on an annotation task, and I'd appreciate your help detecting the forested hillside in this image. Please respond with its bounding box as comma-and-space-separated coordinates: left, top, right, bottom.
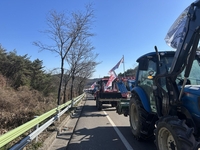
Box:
0, 45, 86, 135
0, 45, 57, 134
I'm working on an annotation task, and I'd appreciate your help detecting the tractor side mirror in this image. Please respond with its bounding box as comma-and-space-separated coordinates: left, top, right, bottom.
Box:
147, 70, 155, 80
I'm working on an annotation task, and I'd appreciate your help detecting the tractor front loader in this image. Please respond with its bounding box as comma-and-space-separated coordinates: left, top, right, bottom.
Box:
129, 1, 200, 149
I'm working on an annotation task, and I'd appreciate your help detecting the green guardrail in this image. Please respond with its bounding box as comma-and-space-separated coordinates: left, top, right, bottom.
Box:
0, 94, 85, 148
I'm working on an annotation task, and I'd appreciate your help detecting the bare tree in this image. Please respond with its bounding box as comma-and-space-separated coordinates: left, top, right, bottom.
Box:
76, 62, 96, 95
34, 5, 94, 105
63, 36, 99, 103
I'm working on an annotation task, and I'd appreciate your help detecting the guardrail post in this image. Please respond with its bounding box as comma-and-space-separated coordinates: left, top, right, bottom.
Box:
56, 106, 60, 122
34, 116, 39, 142
58, 109, 60, 122
71, 98, 74, 108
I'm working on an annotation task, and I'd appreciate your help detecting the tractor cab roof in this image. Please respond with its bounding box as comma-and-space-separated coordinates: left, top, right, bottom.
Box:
136, 51, 175, 62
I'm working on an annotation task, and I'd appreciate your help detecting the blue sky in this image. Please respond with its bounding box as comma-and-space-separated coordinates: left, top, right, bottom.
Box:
0, 0, 194, 78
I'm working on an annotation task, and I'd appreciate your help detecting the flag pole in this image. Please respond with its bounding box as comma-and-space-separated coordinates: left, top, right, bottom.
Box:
123, 55, 125, 77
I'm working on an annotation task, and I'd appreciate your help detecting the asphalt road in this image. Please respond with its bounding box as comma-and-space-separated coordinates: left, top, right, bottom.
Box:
66, 94, 157, 150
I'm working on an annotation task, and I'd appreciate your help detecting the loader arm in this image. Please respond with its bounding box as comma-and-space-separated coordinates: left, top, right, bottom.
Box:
155, 1, 200, 117
169, 1, 200, 78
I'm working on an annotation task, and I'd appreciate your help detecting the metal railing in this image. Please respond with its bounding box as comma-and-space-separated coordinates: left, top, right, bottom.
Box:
0, 93, 85, 150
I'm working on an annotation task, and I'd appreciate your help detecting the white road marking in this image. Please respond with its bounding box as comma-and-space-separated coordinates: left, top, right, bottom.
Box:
103, 111, 134, 150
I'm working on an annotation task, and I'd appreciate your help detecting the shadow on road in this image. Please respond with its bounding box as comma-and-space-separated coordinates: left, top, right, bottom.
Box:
103, 107, 116, 111
81, 105, 107, 117
65, 126, 156, 150
59, 95, 157, 150
86, 96, 95, 100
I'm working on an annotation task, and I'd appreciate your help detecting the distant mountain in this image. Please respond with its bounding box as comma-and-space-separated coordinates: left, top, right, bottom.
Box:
85, 78, 100, 88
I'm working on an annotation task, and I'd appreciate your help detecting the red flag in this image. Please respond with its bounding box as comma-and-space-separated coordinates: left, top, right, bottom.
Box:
108, 56, 124, 74
90, 82, 96, 89
105, 71, 117, 88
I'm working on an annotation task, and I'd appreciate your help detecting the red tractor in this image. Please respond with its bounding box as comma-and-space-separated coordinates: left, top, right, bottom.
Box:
94, 77, 129, 110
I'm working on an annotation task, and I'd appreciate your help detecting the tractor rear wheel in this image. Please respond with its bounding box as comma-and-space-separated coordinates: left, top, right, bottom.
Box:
129, 94, 155, 140
155, 116, 197, 150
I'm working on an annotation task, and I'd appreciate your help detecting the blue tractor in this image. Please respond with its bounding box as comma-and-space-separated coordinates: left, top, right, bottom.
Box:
129, 1, 200, 149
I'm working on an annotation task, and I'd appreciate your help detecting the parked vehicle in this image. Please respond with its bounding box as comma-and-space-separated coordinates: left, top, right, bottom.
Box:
94, 77, 129, 110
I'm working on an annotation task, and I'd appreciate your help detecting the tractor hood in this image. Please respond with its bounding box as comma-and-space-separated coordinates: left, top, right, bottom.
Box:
183, 85, 200, 96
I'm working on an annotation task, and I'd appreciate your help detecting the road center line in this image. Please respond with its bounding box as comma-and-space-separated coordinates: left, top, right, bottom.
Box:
103, 111, 133, 150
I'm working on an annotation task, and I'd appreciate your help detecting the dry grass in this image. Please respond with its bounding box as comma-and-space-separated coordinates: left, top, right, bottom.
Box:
0, 75, 79, 150
0, 75, 57, 135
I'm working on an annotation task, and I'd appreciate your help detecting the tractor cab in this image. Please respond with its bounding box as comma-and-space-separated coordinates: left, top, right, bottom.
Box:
135, 51, 175, 113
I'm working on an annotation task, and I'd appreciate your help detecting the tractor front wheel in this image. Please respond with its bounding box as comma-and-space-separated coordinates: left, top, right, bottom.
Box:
129, 94, 155, 140
155, 116, 197, 150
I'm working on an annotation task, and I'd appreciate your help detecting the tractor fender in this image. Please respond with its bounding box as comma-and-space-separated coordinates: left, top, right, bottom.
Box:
131, 86, 151, 113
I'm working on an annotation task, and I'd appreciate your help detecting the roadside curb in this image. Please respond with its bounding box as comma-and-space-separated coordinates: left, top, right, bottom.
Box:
40, 97, 86, 150
65, 98, 86, 149
39, 115, 71, 150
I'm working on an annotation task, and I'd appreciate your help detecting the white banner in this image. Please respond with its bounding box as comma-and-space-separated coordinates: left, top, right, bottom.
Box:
165, 6, 189, 49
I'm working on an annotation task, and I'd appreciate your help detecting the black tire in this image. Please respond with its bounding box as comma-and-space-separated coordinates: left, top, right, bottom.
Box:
96, 96, 102, 110
111, 102, 117, 107
155, 116, 197, 150
116, 102, 120, 114
129, 94, 155, 140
